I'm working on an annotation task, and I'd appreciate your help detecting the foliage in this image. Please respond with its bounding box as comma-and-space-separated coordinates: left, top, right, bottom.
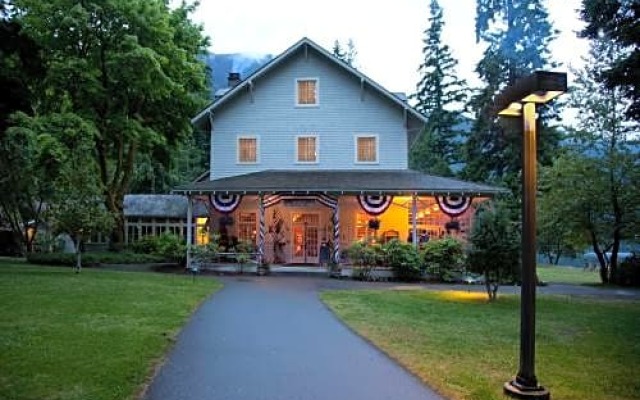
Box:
462, 0, 560, 188
0, 0, 45, 139
381, 239, 421, 281
0, 263, 219, 400
332, 38, 357, 67
467, 204, 520, 300
346, 241, 382, 281
580, 0, 640, 122
410, 0, 466, 175
26, 251, 164, 266
612, 255, 640, 287
191, 234, 222, 263
131, 233, 186, 264
12, 0, 210, 245
322, 290, 640, 400
539, 37, 640, 284
232, 239, 255, 274
34, 113, 115, 272
421, 237, 465, 281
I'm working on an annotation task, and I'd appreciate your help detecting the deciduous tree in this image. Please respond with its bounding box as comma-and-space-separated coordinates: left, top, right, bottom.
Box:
13, 0, 210, 247
538, 38, 639, 283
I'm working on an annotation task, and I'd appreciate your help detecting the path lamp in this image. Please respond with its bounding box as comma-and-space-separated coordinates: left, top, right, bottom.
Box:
495, 71, 567, 400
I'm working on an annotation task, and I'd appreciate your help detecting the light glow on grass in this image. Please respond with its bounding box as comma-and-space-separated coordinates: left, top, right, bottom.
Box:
435, 290, 490, 303
322, 289, 640, 400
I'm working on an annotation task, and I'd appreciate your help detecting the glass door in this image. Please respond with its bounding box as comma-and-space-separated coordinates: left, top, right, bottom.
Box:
291, 213, 320, 264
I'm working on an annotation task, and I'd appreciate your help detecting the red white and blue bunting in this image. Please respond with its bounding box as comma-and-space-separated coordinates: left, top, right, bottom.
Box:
209, 193, 242, 214
357, 195, 393, 216
435, 195, 473, 217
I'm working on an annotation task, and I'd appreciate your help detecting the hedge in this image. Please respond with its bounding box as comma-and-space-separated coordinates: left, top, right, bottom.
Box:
26, 251, 166, 266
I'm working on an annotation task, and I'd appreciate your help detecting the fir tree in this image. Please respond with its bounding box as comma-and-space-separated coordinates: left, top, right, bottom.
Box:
332, 38, 357, 68
462, 0, 560, 187
410, 0, 467, 175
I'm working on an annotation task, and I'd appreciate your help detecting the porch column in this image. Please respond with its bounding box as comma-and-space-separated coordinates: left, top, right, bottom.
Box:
411, 193, 418, 249
258, 193, 265, 265
333, 199, 340, 264
186, 194, 193, 268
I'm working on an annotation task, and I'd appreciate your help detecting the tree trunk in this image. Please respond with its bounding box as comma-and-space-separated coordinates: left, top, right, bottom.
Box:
105, 193, 126, 250
74, 238, 82, 273
609, 228, 622, 283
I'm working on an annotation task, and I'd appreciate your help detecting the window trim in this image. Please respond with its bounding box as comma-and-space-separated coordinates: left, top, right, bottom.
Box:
295, 134, 319, 164
295, 77, 319, 107
354, 134, 379, 164
236, 135, 259, 164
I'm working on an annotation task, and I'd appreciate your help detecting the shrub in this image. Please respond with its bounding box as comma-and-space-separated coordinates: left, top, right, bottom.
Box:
381, 239, 421, 281
346, 241, 382, 280
27, 251, 165, 266
422, 237, 465, 282
131, 233, 186, 263
612, 254, 640, 286
467, 204, 520, 301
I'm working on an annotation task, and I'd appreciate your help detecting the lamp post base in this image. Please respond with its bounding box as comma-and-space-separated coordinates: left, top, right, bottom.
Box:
504, 380, 550, 400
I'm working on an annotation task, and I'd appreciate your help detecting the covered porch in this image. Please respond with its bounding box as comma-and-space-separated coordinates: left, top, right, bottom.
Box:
172, 169, 505, 268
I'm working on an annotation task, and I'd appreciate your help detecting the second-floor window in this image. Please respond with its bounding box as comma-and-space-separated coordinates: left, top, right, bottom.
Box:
355, 135, 378, 163
296, 135, 318, 163
237, 136, 258, 163
296, 78, 318, 106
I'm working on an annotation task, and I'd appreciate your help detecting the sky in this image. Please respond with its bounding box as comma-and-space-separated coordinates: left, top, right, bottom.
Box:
191, 0, 589, 97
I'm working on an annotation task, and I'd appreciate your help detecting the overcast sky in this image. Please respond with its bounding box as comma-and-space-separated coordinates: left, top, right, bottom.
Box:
192, 0, 589, 96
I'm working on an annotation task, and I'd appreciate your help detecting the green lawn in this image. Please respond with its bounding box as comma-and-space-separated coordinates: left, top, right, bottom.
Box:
537, 264, 601, 285
322, 290, 640, 400
0, 261, 221, 400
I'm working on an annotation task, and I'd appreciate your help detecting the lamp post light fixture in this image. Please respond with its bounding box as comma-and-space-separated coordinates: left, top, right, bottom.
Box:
495, 71, 567, 400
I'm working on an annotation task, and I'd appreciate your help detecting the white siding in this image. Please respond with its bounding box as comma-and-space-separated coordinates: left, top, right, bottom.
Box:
211, 50, 411, 179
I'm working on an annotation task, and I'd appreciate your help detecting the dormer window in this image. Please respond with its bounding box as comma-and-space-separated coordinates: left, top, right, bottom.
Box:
296, 78, 318, 106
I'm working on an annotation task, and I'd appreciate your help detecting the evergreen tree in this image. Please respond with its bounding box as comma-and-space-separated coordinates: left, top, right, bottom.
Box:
332, 40, 345, 61
332, 38, 357, 67
462, 0, 560, 188
410, 0, 467, 175
580, 0, 640, 122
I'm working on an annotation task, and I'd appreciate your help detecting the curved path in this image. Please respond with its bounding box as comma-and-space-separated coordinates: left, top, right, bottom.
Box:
144, 275, 443, 400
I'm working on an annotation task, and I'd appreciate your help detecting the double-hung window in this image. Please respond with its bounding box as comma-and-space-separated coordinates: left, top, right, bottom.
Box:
237, 136, 258, 164
355, 135, 378, 163
296, 135, 318, 163
296, 78, 318, 106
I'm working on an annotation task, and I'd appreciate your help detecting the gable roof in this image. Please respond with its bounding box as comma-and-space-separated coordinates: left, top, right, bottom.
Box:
172, 169, 506, 197
191, 37, 428, 129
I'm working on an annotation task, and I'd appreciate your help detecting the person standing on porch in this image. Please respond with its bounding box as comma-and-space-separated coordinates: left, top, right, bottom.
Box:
319, 239, 330, 268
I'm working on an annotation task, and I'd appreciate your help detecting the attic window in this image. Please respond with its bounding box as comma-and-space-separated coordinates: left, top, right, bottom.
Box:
296, 78, 318, 106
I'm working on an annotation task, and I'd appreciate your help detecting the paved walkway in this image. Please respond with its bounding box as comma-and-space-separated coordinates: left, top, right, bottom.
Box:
144, 275, 444, 400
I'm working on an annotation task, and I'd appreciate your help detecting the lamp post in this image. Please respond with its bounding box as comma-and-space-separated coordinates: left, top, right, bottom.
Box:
495, 71, 567, 400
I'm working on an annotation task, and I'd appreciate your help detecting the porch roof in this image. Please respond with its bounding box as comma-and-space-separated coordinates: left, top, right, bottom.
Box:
172, 169, 506, 196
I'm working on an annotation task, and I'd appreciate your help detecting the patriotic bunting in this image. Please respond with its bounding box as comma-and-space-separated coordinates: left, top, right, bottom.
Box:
435, 195, 472, 217
357, 195, 393, 216
209, 194, 242, 214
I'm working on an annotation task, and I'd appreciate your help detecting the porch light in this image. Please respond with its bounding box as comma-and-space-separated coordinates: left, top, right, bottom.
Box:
495, 70, 567, 400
